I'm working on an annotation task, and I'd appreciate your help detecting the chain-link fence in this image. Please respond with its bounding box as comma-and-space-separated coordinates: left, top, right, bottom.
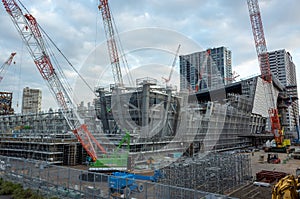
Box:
0, 155, 238, 199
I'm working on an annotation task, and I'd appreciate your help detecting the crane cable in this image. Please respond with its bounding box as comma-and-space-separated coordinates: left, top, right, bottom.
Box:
111, 14, 134, 86
16, 42, 24, 109
17, 0, 96, 96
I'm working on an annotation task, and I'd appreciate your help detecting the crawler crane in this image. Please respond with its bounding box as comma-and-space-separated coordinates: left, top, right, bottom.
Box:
2, 0, 107, 165
247, 0, 290, 152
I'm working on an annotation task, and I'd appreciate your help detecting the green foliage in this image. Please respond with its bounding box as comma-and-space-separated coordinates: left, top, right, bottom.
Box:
12, 188, 44, 199
0, 181, 22, 195
0, 179, 44, 199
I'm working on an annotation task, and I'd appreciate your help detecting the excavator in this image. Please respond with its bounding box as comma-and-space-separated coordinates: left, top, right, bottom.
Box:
272, 172, 300, 199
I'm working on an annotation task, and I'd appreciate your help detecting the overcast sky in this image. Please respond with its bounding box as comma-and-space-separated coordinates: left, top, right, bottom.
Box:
0, 0, 299, 113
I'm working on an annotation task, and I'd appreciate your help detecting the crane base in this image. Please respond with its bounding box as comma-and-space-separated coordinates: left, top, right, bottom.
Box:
266, 147, 287, 153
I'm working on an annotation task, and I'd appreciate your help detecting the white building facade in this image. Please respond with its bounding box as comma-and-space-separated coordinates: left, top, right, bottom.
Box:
22, 87, 42, 114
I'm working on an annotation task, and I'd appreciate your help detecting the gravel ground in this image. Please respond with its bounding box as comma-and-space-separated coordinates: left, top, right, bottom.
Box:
250, 149, 300, 177
229, 148, 300, 199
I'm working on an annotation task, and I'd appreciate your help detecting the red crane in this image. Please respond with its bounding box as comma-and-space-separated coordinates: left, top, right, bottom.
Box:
224, 71, 240, 82
2, 0, 106, 161
98, 0, 123, 87
97, 0, 130, 139
0, 52, 16, 82
247, 0, 284, 146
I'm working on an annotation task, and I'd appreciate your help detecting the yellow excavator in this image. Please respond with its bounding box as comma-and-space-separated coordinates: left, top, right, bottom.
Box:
272, 172, 300, 199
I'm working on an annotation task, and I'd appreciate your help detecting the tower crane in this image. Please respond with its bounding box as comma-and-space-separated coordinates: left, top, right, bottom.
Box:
2, 0, 106, 162
247, 0, 288, 149
0, 52, 16, 82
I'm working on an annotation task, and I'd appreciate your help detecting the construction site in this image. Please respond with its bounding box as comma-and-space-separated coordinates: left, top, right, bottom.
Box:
0, 75, 275, 167
0, 0, 299, 198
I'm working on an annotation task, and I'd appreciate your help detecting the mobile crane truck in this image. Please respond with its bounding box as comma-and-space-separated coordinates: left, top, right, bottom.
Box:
109, 170, 163, 198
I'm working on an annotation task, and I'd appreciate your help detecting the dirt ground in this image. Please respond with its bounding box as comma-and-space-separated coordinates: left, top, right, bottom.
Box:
250, 149, 300, 177
229, 148, 300, 199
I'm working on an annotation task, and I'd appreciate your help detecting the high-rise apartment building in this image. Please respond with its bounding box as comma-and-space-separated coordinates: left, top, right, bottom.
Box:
179, 46, 232, 91
22, 87, 42, 114
268, 49, 299, 131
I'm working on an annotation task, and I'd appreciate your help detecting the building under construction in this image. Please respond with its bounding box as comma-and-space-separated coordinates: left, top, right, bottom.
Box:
0, 75, 296, 198
93, 74, 288, 159
0, 108, 86, 165
0, 74, 292, 167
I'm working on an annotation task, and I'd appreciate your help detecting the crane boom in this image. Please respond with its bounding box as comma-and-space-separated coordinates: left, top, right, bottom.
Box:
163, 44, 181, 84
247, 0, 272, 83
2, 0, 106, 161
98, 0, 123, 86
247, 0, 283, 145
0, 52, 16, 82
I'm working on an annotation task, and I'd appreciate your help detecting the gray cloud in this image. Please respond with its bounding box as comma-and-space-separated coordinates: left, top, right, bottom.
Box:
0, 0, 299, 111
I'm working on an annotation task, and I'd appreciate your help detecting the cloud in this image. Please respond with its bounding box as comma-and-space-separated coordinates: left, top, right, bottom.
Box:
0, 0, 299, 112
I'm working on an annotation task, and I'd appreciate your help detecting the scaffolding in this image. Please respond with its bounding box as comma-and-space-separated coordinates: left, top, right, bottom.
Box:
161, 153, 252, 195
0, 109, 86, 166
0, 77, 265, 169
0, 134, 84, 165
92, 78, 258, 168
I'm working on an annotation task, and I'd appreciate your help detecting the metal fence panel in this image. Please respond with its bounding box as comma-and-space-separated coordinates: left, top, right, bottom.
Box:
0, 156, 238, 199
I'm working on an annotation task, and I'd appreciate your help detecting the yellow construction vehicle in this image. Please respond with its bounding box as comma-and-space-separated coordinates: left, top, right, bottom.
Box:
272, 174, 300, 199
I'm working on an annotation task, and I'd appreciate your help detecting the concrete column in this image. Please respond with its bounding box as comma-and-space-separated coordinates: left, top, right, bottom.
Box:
141, 83, 150, 132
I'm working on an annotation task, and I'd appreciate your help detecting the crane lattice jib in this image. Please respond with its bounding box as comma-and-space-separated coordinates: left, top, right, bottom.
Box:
99, 0, 123, 86
247, 0, 272, 83
2, 0, 106, 160
0, 52, 16, 82
4, 52, 16, 65
247, 0, 283, 145
167, 44, 181, 83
